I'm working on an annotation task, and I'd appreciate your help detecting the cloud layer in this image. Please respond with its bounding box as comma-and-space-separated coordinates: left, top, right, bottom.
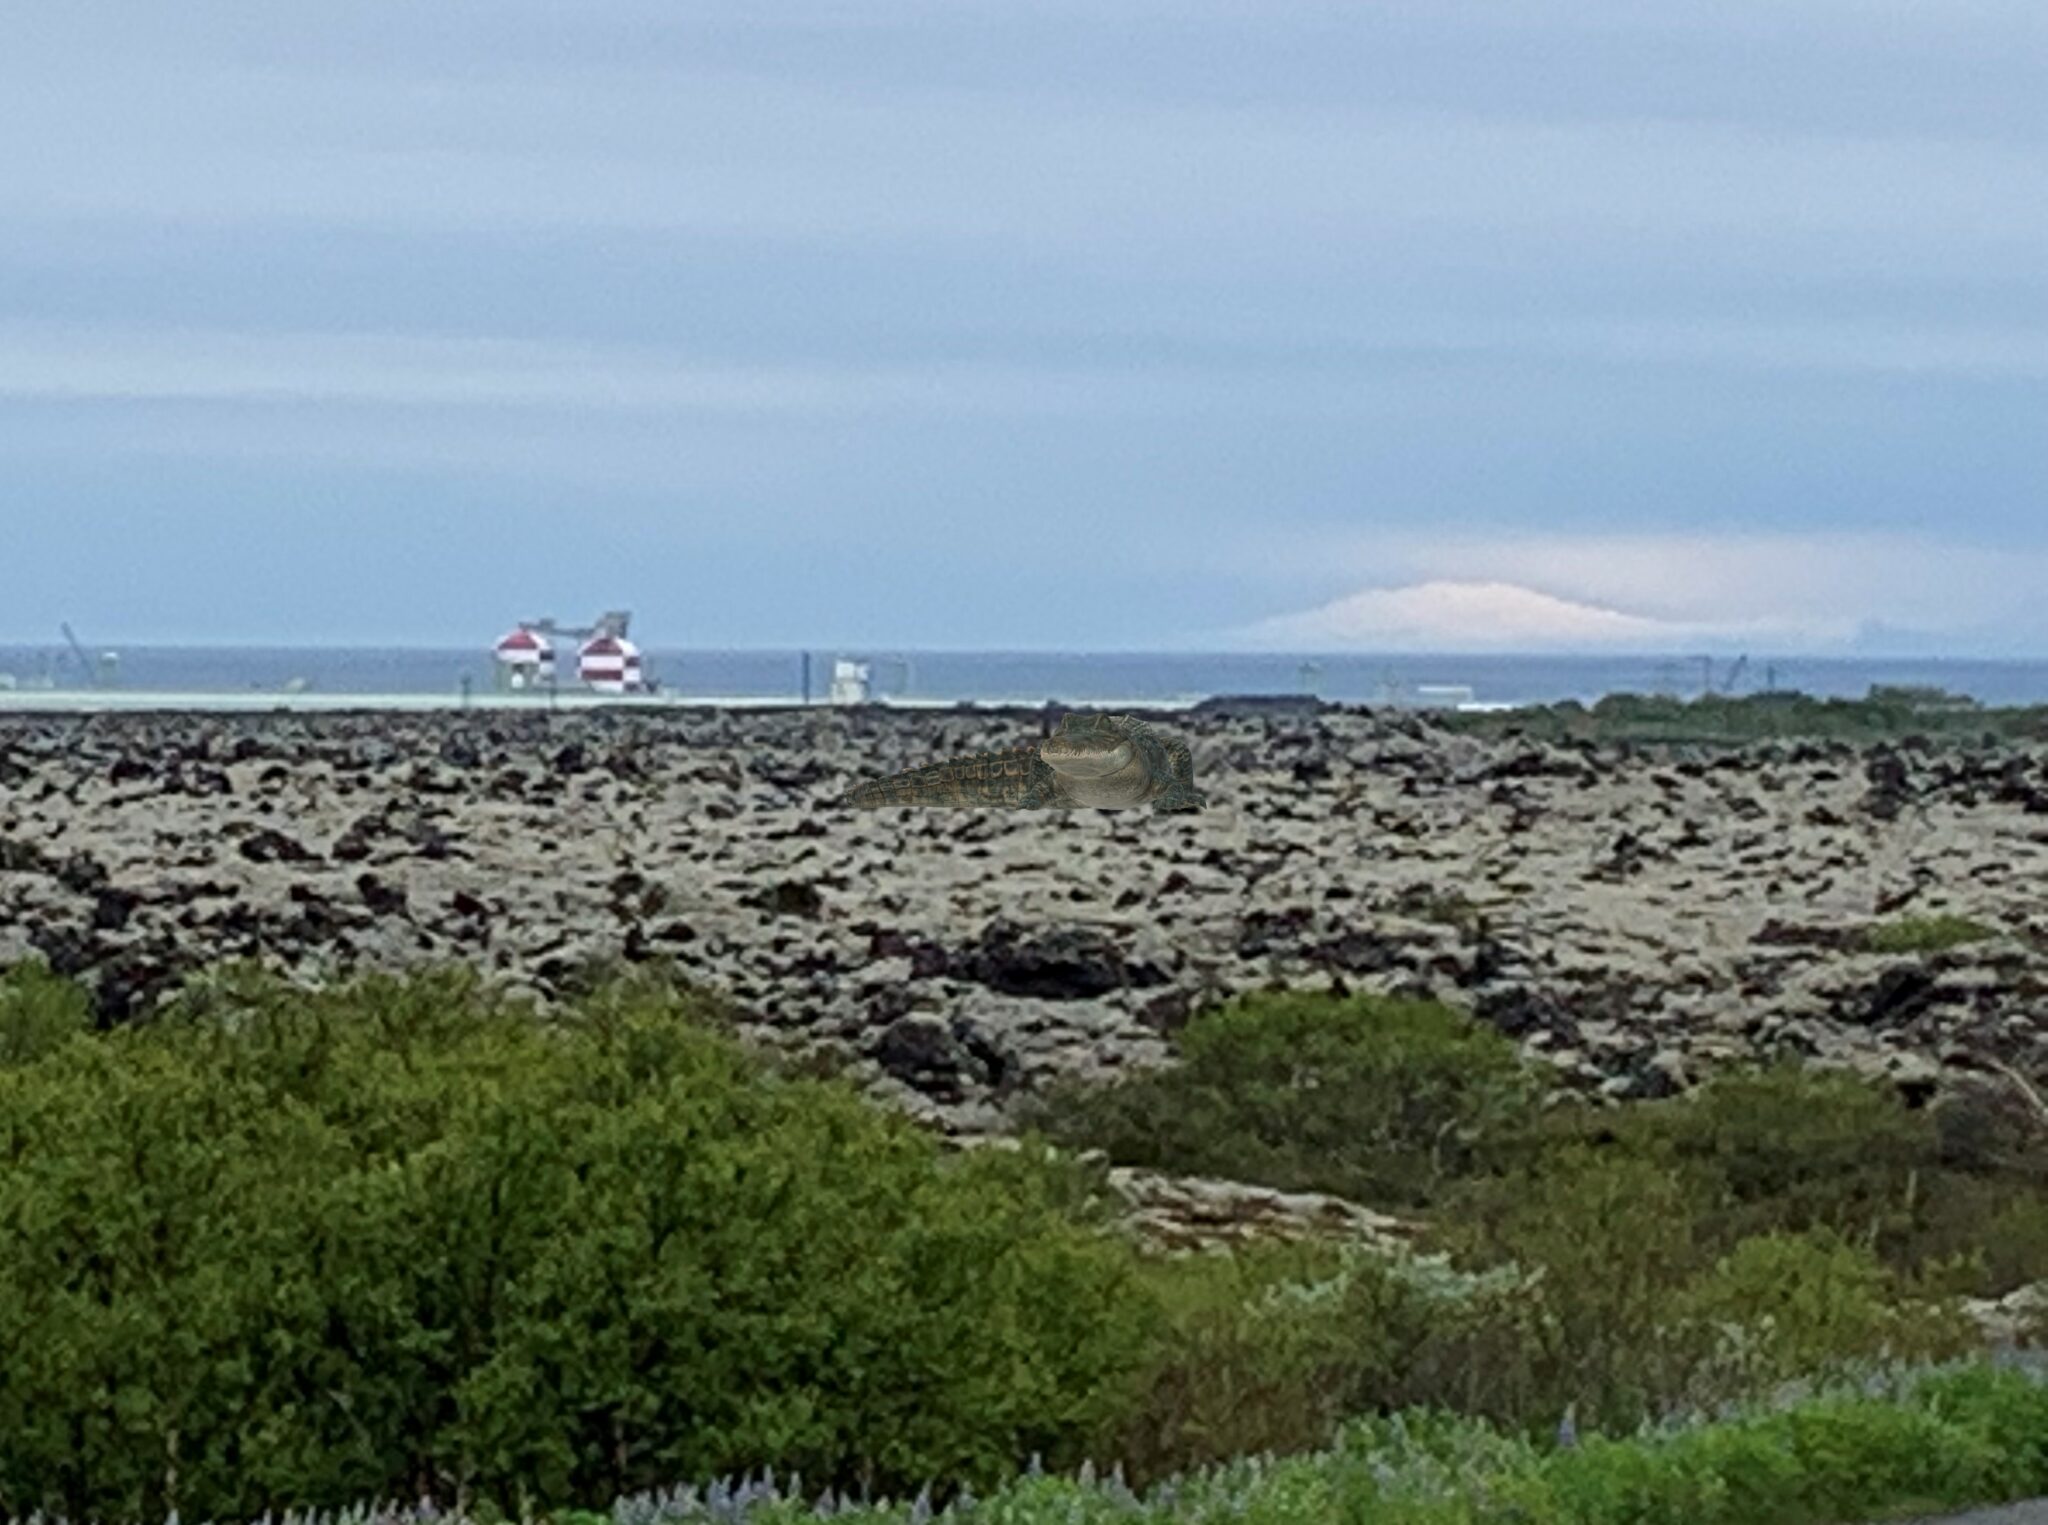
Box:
1, 3, 2043, 649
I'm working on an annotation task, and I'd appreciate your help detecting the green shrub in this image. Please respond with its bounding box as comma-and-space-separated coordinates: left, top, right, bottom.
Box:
0, 967, 1156, 1524
1021, 991, 1545, 1210
1968, 1197, 2048, 1294
1429, 1148, 1709, 1433
1104, 1240, 1359, 1482
1033, 999, 2048, 1447
1671, 1230, 1979, 1398
1513, 1063, 1946, 1260
1861, 915, 2000, 955
0, 957, 92, 1066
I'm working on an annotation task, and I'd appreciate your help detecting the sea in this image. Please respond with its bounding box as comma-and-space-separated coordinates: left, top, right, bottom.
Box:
4, 646, 2048, 709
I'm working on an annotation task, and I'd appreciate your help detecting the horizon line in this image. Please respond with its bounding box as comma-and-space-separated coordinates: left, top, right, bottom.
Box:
2, 639, 2045, 664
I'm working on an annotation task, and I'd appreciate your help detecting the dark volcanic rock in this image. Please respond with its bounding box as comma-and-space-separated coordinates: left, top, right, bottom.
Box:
91, 888, 140, 932
91, 951, 182, 1026
1138, 986, 1195, 1036
26, 921, 97, 979
1235, 905, 1315, 959
239, 828, 319, 864
749, 879, 825, 920
873, 1015, 966, 1096
355, 873, 409, 918
1862, 747, 1914, 819
1753, 919, 1860, 951
1846, 964, 1944, 1028
55, 852, 109, 894
870, 1013, 1012, 1100
0, 838, 53, 875
863, 982, 918, 1025
1473, 984, 1578, 1040
967, 917, 1165, 999
1309, 926, 1408, 975
950, 1015, 1014, 1093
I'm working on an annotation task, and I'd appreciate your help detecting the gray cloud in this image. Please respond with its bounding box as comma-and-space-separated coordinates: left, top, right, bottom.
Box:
2, 1, 2044, 650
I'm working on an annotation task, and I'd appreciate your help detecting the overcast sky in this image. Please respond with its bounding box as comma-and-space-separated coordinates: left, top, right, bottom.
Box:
3, 1, 2044, 653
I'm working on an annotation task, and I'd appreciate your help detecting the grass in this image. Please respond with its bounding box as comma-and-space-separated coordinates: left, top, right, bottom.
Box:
1026, 987, 2048, 1455
1860, 915, 2002, 955
18, 1356, 2048, 1525
9, 961, 2048, 1525
1438, 685, 2048, 747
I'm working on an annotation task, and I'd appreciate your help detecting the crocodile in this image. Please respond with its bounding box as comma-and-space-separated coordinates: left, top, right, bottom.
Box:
832, 712, 1207, 813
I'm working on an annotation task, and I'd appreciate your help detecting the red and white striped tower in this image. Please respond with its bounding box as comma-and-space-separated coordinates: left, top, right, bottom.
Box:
493, 626, 556, 689
577, 633, 644, 694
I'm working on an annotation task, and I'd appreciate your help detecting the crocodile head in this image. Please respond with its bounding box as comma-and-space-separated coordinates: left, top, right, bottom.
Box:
1039, 713, 1137, 778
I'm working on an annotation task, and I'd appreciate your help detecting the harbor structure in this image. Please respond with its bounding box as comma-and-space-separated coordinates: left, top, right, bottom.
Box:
492, 626, 557, 690
491, 610, 648, 695
577, 633, 646, 694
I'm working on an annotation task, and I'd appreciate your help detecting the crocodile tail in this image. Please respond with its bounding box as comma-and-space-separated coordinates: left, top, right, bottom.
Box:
834, 745, 1062, 809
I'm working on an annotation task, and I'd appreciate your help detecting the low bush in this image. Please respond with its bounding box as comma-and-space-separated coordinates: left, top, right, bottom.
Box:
1670, 1230, 1981, 1399
9, 961, 2044, 1525
1861, 914, 2001, 954
1020, 991, 1545, 1209
0, 964, 1155, 1525
1032, 993, 2015, 1446
0, 957, 92, 1066
571, 1360, 2048, 1523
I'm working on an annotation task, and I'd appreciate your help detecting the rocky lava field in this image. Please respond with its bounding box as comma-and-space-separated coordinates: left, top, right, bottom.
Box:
3, 703, 2046, 1138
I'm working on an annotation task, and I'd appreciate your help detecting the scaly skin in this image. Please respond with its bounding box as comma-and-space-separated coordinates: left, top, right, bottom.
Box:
834, 713, 1206, 813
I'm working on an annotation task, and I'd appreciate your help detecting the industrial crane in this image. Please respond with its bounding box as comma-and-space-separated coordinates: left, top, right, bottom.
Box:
520, 610, 631, 641
58, 623, 118, 688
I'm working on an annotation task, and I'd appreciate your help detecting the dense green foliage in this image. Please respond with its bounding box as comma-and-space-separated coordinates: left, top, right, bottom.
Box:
0, 958, 92, 1065
7, 959, 2047, 1525
0, 964, 1155, 1524
1030, 990, 2043, 1465
1019, 992, 1545, 1209
18, 1358, 2048, 1525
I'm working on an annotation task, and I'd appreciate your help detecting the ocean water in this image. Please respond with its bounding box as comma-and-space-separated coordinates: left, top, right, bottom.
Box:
4, 645, 2048, 708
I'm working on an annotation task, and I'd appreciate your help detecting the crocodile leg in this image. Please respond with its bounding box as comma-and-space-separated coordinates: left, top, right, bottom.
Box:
1150, 736, 1207, 812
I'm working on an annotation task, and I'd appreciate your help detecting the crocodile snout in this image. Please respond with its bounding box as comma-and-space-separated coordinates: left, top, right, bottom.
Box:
1040, 738, 1136, 778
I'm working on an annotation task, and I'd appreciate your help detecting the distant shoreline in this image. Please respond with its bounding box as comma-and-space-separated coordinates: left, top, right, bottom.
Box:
7, 647, 2048, 710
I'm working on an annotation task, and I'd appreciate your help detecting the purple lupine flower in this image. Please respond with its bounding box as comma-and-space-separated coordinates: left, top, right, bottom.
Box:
1556, 1403, 1578, 1450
